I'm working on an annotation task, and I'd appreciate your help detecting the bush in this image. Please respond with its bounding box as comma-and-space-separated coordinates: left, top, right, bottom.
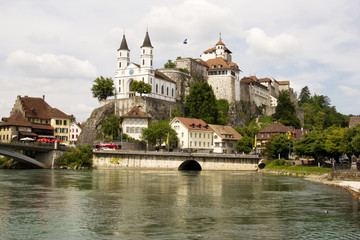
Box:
57, 144, 93, 168
266, 158, 290, 167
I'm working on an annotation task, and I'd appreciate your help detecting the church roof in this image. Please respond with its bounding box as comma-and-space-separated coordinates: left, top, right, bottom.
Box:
155, 70, 176, 83
204, 57, 239, 70
118, 34, 130, 51
122, 106, 150, 119
141, 31, 153, 48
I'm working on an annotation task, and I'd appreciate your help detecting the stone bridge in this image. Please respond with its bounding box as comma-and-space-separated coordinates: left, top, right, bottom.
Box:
93, 150, 261, 171
0, 142, 65, 168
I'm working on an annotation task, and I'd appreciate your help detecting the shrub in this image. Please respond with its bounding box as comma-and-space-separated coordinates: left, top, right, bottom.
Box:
57, 144, 93, 168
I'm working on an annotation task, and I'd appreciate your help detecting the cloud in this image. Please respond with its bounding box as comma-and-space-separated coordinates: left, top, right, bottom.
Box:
338, 85, 360, 97
5, 50, 97, 79
245, 28, 301, 58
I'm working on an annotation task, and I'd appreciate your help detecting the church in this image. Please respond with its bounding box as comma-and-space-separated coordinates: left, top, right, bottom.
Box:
114, 31, 176, 102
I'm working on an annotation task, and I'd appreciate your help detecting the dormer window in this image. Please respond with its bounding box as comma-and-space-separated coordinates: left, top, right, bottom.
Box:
218, 64, 222, 68
212, 65, 216, 68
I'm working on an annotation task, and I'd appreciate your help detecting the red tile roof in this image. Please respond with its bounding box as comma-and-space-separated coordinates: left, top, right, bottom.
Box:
0, 112, 31, 127
122, 106, 150, 119
172, 117, 213, 131
278, 81, 290, 85
204, 57, 239, 70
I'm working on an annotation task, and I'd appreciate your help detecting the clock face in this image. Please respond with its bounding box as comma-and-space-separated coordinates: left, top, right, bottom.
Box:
150, 70, 153, 74
129, 70, 134, 75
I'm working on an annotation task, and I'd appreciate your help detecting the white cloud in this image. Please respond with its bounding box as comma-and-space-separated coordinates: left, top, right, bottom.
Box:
245, 28, 301, 58
5, 50, 97, 79
338, 85, 360, 97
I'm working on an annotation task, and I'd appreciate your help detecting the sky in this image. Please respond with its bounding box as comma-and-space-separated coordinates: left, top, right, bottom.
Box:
1, 0, 359, 122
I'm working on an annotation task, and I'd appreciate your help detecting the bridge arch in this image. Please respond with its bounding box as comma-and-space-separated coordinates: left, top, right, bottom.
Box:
178, 160, 202, 171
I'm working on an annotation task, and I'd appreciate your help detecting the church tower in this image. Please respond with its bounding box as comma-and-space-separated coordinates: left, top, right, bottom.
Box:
215, 36, 225, 59
117, 33, 130, 70
140, 30, 153, 70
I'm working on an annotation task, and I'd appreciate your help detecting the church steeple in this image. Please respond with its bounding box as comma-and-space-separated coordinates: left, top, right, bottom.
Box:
117, 33, 130, 70
141, 30, 153, 48
140, 30, 153, 69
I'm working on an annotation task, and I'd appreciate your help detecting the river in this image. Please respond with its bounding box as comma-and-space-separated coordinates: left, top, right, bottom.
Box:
0, 169, 359, 239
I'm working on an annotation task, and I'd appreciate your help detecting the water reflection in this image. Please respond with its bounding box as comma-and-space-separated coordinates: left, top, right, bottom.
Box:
0, 169, 359, 239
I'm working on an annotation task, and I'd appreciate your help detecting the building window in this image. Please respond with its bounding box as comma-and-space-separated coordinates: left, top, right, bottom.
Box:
119, 87, 121, 92
119, 62, 121, 68
199, 134, 201, 138
136, 127, 140, 133
172, 88, 174, 97
143, 59, 145, 65
194, 141, 197, 147
161, 85, 164, 94
72, 134, 74, 139
76, 129, 78, 132
126, 127, 130, 133
190, 133, 192, 138
195, 133, 197, 138
190, 141, 192, 147
207, 142, 209, 147
166, 87, 169, 96
156, 84, 158, 93
131, 127, 135, 133
56, 120, 62, 125
181, 132, 184, 138
64, 120, 67, 125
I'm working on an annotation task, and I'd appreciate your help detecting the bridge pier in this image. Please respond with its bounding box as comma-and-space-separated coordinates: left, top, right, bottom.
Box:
35, 150, 64, 168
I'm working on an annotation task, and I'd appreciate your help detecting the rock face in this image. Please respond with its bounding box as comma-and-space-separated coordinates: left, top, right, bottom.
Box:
77, 102, 115, 145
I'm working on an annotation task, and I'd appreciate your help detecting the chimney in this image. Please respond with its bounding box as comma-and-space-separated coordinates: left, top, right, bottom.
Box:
43, 95, 45, 101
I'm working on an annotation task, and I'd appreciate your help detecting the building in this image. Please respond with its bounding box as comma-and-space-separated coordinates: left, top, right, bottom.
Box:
240, 76, 270, 107
208, 124, 242, 154
121, 106, 151, 140
114, 31, 177, 102
69, 122, 82, 145
0, 95, 71, 143
349, 117, 360, 128
198, 37, 241, 103
256, 122, 292, 148
169, 117, 214, 152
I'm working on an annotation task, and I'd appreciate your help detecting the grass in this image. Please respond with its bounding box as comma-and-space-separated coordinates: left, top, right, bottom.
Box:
265, 164, 331, 174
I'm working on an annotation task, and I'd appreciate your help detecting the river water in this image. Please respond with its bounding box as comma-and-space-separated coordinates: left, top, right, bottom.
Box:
0, 169, 359, 240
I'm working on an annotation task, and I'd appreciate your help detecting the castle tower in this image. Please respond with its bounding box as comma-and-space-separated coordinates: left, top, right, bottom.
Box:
215, 37, 225, 59
140, 31, 153, 70
117, 33, 130, 70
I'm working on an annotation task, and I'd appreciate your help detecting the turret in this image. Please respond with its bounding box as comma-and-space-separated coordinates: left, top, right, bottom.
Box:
140, 30, 153, 70
215, 37, 225, 59
117, 33, 130, 70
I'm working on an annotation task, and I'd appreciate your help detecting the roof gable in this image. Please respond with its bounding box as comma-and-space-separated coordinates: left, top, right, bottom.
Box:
205, 57, 239, 70
208, 124, 242, 140
0, 111, 31, 127
171, 117, 213, 131
122, 106, 150, 119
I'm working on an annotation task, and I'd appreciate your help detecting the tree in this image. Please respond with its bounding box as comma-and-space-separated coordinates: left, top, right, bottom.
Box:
101, 115, 120, 140
57, 144, 93, 168
273, 90, 301, 129
324, 126, 346, 159
171, 105, 184, 118
294, 131, 326, 160
185, 82, 218, 124
262, 134, 293, 160
216, 99, 229, 125
141, 120, 178, 148
164, 60, 176, 68
130, 80, 151, 96
91, 76, 114, 101
298, 86, 311, 106
236, 135, 253, 154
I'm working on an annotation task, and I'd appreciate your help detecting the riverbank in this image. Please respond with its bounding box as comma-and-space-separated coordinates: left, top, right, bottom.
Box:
260, 168, 360, 200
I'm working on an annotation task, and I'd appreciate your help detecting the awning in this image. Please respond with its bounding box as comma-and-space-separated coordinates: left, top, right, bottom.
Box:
19, 131, 38, 137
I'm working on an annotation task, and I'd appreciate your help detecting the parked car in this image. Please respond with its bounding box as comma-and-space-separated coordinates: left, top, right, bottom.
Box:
338, 157, 350, 164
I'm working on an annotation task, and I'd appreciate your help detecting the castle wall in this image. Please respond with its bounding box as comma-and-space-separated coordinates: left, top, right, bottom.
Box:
157, 68, 190, 102
175, 58, 208, 82
208, 75, 235, 103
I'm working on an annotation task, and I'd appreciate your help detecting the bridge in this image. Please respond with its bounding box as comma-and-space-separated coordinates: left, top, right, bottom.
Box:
93, 150, 261, 171
0, 142, 66, 168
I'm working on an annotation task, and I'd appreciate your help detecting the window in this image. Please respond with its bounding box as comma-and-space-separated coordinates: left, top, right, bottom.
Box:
190, 133, 192, 138
166, 87, 169, 96
143, 49, 145, 54
181, 132, 184, 138
72, 134, 74, 139
126, 119, 130, 124
195, 133, 197, 138
143, 59, 145, 65
199, 142, 201, 147
215, 143, 220, 147
64, 120, 67, 125
181, 141, 184, 146
172, 88, 174, 97
203, 142, 205, 147
76, 129, 78, 133
156, 84, 158, 93
76, 135, 78, 138
119, 62, 121, 68
208, 142, 209, 147
199, 134, 201, 138
131, 127, 135, 133
56, 120, 62, 125
126, 127, 130, 133
208, 134, 210, 139
194, 141, 197, 147
136, 127, 140, 133
150, 78, 152, 84
161, 85, 164, 94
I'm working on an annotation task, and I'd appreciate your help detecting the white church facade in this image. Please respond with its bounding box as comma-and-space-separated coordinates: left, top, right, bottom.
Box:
114, 31, 176, 102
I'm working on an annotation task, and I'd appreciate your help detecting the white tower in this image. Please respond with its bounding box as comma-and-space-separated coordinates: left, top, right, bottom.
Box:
117, 33, 130, 70
140, 31, 153, 70
215, 36, 225, 59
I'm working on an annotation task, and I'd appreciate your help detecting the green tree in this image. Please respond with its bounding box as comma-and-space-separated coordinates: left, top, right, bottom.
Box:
294, 131, 326, 160
324, 126, 346, 158
130, 80, 152, 96
236, 135, 253, 154
185, 82, 218, 124
298, 86, 311, 106
273, 90, 301, 128
171, 105, 184, 118
141, 119, 178, 148
57, 144, 93, 168
216, 99, 229, 125
91, 76, 114, 101
101, 115, 120, 140
164, 60, 176, 68
262, 134, 293, 160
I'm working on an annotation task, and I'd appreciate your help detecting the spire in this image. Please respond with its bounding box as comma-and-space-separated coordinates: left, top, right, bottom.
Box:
141, 30, 153, 48
216, 33, 224, 46
118, 34, 129, 51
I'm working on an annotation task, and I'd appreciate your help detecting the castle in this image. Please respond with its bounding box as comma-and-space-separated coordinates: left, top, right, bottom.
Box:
109, 30, 296, 121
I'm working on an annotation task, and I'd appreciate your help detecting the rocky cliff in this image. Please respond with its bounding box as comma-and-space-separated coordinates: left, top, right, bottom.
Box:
77, 102, 115, 145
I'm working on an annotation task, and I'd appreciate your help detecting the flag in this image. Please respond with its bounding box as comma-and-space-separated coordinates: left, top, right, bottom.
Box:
287, 131, 291, 139
254, 135, 257, 148
183, 39, 187, 44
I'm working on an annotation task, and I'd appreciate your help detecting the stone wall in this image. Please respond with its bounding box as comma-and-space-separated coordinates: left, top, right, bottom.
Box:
175, 58, 208, 83
157, 68, 190, 102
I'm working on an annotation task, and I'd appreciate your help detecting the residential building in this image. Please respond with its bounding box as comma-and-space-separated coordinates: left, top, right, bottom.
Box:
208, 124, 242, 154
169, 117, 214, 152
198, 37, 241, 103
121, 106, 151, 140
114, 31, 177, 102
0, 95, 71, 143
69, 122, 83, 145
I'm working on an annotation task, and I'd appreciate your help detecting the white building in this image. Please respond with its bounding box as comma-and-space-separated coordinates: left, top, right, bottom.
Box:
208, 124, 242, 154
169, 117, 214, 152
114, 31, 176, 102
121, 106, 150, 140
198, 37, 241, 103
69, 122, 82, 145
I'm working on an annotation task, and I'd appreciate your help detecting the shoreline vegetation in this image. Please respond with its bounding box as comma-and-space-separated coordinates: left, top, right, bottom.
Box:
260, 164, 360, 200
